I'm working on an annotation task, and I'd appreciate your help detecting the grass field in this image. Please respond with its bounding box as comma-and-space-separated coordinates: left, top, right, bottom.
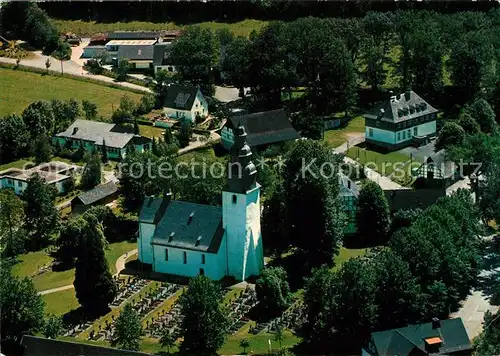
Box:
0, 68, 142, 118
332, 247, 370, 272
52, 19, 268, 37
323, 115, 365, 148
0, 159, 33, 171
13, 241, 137, 292
42, 288, 80, 316
138, 124, 165, 139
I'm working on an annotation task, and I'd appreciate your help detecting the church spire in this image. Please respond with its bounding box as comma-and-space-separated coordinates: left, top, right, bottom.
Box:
227, 125, 257, 193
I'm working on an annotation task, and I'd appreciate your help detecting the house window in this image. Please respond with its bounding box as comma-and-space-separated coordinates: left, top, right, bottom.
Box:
183, 251, 187, 264
397, 132, 401, 141
414, 127, 418, 136
376, 120, 380, 127
165, 249, 169, 261
232, 194, 237, 204
201, 254, 206, 264
7, 179, 13, 185
407, 129, 411, 137
17, 181, 22, 187
403, 131, 406, 139
368, 128, 373, 137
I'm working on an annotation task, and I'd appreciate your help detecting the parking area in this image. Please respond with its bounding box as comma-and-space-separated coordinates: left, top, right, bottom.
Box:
397, 140, 437, 162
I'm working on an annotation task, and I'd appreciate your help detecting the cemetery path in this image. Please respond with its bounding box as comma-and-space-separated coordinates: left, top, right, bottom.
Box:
37, 248, 138, 296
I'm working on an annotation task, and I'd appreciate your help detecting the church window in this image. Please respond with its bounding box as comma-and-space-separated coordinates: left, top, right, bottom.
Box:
183, 251, 187, 264
165, 249, 169, 261
232, 195, 237, 204
201, 254, 206, 264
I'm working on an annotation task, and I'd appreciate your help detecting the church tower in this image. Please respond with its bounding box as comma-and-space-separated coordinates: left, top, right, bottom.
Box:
222, 125, 264, 281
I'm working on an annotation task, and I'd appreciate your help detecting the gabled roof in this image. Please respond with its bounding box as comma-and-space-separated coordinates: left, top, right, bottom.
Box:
163, 84, 200, 110
420, 149, 456, 178
74, 181, 118, 206
55, 120, 137, 149
370, 318, 471, 356
107, 31, 162, 40
225, 109, 299, 147
153, 43, 171, 66
364, 91, 439, 124
152, 200, 223, 254
117, 45, 154, 61
21, 335, 150, 356
384, 188, 446, 212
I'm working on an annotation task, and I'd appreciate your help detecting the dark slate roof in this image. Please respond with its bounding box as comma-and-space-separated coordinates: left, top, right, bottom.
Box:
153, 43, 171, 66
384, 188, 446, 212
21, 335, 150, 356
364, 90, 439, 124
163, 84, 199, 110
226, 109, 299, 147
146, 199, 224, 254
107, 31, 162, 40
419, 149, 456, 178
117, 45, 154, 61
74, 181, 118, 206
370, 318, 471, 356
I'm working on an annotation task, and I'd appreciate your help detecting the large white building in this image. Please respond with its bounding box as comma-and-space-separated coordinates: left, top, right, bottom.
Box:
364, 91, 439, 151
137, 125, 264, 281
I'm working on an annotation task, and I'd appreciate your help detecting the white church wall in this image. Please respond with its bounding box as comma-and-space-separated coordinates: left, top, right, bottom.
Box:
151, 245, 226, 280
138, 222, 155, 264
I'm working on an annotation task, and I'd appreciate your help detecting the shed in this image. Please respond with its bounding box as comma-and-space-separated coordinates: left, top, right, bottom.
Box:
71, 181, 118, 214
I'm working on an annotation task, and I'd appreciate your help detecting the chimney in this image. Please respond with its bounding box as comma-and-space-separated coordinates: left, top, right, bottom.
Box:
195, 235, 202, 246
169, 232, 175, 242
432, 317, 440, 329
405, 90, 411, 101
347, 180, 351, 189
187, 212, 194, 225
164, 191, 172, 202
72, 127, 79, 135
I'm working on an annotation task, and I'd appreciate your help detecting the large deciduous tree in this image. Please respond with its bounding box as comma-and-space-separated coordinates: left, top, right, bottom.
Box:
468, 98, 497, 133
0, 114, 29, 163
356, 181, 391, 246
74, 214, 117, 315
22, 173, 59, 250
81, 150, 102, 189
255, 267, 291, 317
112, 303, 144, 351
435, 122, 466, 152
31, 134, 53, 165
179, 276, 229, 354
0, 190, 26, 257
22, 100, 55, 138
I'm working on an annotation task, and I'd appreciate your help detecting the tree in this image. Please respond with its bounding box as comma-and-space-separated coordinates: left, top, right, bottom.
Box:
169, 26, 217, 95
82, 100, 98, 120
239, 338, 251, 354
356, 181, 390, 246
101, 139, 109, 164
22, 100, 55, 138
468, 98, 497, 134
178, 118, 193, 148
457, 111, 480, 134
31, 134, 53, 165
74, 214, 117, 315
291, 111, 324, 140
133, 118, 140, 134
112, 303, 144, 351
0, 190, 25, 256
52, 41, 72, 75
45, 57, 51, 73
283, 140, 346, 265
56, 215, 87, 267
0, 268, 45, 351
0, 113, 29, 163
256, 267, 291, 317
150, 69, 171, 103
116, 58, 131, 81
81, 150, 102, 189
274, 325, 284, 350
222, 36, 252, 94
475, 310, 500, 355
22, 173, 59, 250
390, 208, 422, 233
137, 93, 156, 114
179, 275, 229, 354
111, 95, 136, 124
261, 181, 289, 257
435, 122, 466, 152
43, 314, 63, 339
160, 328, 177, 354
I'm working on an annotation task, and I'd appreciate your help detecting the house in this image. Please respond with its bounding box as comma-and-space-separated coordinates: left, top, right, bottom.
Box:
0, 161, 76, 195
221, 109, 299, 150
138, 125, 264, 281
152, 43, 175, 74
53, 120, 152, 160
162, 84, 209, 123
71, 181, 119, 214
364, 91, 439, 151
116, 45, 154, 69
21, 335, 150, 356
384, 188, 446, 212
362, 317, 472, 356
339, 174, 359, 234
415, 150, 458, 188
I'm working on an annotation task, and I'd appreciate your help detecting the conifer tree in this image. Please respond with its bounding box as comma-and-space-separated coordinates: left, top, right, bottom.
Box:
101, 139, 109, 164
356, 181, 390, 245
112, 303, 144, 351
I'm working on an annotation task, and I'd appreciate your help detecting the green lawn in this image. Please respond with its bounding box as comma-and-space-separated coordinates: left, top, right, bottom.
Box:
13, 241, 137, 292
323, 115, 365, 148
138, 124, 165, 139
345, 146, 411, 176
0, 159, 33, 171
0, 68, 142, 118
332, 247, 370, 272
42, 288, 80, 316
52, 19, 268, 37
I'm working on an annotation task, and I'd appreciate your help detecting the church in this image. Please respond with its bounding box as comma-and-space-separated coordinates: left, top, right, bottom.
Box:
137, 125, 264, 281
